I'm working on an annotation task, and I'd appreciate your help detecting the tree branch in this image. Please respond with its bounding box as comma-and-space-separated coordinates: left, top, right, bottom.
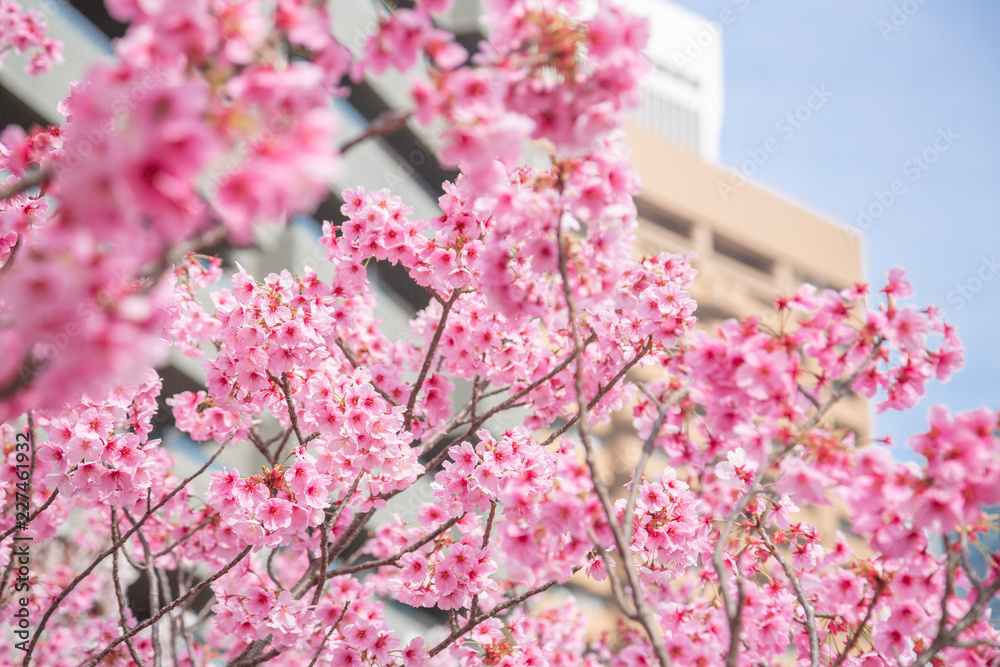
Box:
404, 290, 461, 432
306, 602, 350, 667
831, 578, 885, 667
110, 508, 148, 667
756, 515, 819, 667
0, 168, 50, 201
623, 384, 685, 544
339, 109, 412, 154
125, 506, 163, 667
310, 471, 366, 606
325, 514, 461, 579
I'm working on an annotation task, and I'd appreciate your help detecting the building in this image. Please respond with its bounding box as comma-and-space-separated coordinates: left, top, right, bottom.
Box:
629, 0, 724, 162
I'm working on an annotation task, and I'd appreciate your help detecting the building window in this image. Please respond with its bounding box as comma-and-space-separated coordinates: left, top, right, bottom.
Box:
713, 233, 774, 275
635, 199, 693, 239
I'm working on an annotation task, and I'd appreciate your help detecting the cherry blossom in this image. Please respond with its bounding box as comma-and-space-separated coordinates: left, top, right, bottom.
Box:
0, 1, 998, 666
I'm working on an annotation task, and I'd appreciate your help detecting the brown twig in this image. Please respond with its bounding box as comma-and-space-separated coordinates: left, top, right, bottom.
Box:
110, 509, 148, 667
124, 507, 163, 667
623, 385, 685, 544
268, 371, 306, 447
908, 591, 1000, 666
0, 169, 50, 201
310, 471, 366, 606
712, 467, 760, 667
831, 578, 885, 667
325, 515, 462, 579
428, 568, 582, 658
339, 109, 412, 154
332, 337, 400, 406
306, 602, 351, 667
756, 514, 819, 667
404, 290, 461, 432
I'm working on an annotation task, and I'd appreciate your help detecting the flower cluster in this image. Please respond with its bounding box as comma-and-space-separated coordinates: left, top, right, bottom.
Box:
0, 0, 346, 422
0, 0, 62, 74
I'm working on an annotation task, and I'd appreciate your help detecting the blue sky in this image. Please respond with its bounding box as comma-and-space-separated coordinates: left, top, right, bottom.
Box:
665, 0, 1000, 451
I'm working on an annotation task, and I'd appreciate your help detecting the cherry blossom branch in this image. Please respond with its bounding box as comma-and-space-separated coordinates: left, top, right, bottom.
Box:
228, 638, 275, 666
415, 332, 594, 460
136, 223, 230, 289
231, 647, 280, 667
623, 384, 685, 543
339, 109, 412, 154
0, 237, 20, 275
712, 467, 761, 667
906, 570, 1000, 667
125, 507, 164, 667
797, 341, 883, 436
311, 471, 366, 606
110, 509, 148, 667
290, 507, 377, 598
587, 527, 637, 619
0, 168, 50, 201
247, 429, 274, 463
796, 383, 822, 410
957, 528, 985, 592
404, 289, 462, 432
475, 331, 597, 427
306, 602, 350, 667
953, 639, 1000, 651
412, 331, 624, 492
755, 514, 819, 667
268, 371, 306, 447
416, 400, 472, 456
831, 579, 885, 667
470, 375, 481, 420
24, 425, 241, 666
556, 223, 673, 667
427, 567, 583, 658
537, 337, 652, 450
79, 546, 254, 667
324, 514, 462, 578
266, 548, 286, 592
469, 501, 497, 620
0, 354, 38, 403
332, 336, 400, 406
151, 517, 213, 560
